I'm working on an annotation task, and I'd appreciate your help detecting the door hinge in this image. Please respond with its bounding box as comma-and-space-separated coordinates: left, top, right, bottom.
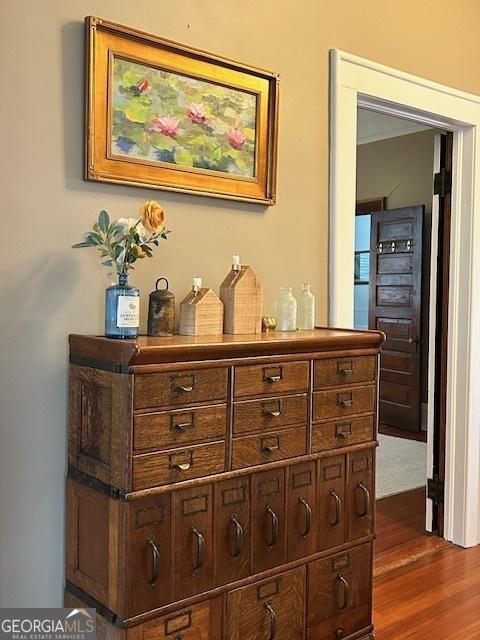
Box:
427, 476, 444, 505
434, 168, 452, 197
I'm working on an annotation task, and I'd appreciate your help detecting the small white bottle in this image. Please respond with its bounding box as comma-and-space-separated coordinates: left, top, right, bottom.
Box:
298, 283, 315, 330
276, 287, 297, 331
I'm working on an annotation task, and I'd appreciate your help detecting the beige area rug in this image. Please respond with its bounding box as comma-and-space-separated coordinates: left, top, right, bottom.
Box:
376, 434, 428, 499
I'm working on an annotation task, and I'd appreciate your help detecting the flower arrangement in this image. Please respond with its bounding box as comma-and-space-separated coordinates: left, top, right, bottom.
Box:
72, 200, 170, 274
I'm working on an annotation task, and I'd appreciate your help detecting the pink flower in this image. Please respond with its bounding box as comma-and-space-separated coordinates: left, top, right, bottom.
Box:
227, 127, 246, 150
136, 79, 150, 93
152, 116, 180, 137
186, 103, 208, 124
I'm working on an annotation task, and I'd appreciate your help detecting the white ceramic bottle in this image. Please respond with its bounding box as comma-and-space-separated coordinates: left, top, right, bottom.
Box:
298, 283, 315, 330
276, 287, 297, 331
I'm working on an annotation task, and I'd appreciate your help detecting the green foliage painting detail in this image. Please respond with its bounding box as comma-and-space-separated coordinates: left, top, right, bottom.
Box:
111, 57, 257, 177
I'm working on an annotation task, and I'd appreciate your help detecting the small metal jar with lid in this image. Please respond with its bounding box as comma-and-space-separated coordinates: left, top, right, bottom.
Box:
147, 277, 175, 336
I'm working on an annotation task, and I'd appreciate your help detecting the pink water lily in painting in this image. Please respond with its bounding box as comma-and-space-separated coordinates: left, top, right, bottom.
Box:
152, 116, 180, 137
186, 103, 208, 124
227, 127, 246, 150
136, 79, 150, 92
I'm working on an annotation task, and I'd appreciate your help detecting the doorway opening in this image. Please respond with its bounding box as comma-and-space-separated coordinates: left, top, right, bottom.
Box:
354, 110, 452, 573
330, 50, 480, 549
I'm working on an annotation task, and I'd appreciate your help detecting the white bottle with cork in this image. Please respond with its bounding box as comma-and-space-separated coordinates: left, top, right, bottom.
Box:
297, 283, 315, 330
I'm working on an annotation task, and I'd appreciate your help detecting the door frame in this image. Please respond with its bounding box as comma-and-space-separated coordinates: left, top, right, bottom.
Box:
329, 49, 480, 548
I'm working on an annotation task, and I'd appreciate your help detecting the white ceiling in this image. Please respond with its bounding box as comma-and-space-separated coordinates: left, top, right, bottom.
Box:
357, 108, 432, 145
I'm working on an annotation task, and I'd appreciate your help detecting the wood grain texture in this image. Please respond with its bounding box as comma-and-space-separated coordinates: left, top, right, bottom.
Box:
286, 461, 317, 562
132, 441, 226, 490
220, 265, 263, 335
234, 360, 309, 398
313, 385, 376, 421
179, 288, 224, 336
233, 393, 308, 435
318, 454, 347, 551
312, 415, 375, 453
232, 426, 306, 470
347, 449, 375, 542
134, 404, 227, 452
314, 356, 376, 389
134, 367, 228, 410
251, 468, 286, 574
227, 566, 305, 640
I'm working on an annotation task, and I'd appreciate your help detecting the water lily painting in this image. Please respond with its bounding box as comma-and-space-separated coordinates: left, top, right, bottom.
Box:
86, 17, 279, 204
111, 57, 258, 178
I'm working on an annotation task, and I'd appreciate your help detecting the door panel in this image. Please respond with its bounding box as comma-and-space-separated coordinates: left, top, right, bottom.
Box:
318, 455, 346, 551
251, 468, 286, 573
286, 461, 317, 562
214, 476, 251, 586
227, 567, 305, 640
369, 206, 423, 431
173, 485, 214, 600
347, 449, 375, 541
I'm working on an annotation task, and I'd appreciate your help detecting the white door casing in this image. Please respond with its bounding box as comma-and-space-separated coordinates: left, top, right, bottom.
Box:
329, 49, 480, 547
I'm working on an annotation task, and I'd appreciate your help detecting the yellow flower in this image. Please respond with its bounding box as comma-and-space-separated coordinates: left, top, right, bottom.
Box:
132, 244, 146, 258
139, 200, 166, 233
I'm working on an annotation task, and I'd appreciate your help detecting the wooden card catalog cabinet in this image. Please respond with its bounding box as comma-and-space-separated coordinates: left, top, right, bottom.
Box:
66, 328, 383, 639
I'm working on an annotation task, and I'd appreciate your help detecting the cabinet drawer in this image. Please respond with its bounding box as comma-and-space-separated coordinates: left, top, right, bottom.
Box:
227, 566, 305, 640
348, 449, 375, 541
251, 468, 286, 573
314, 356, 376, 389
312, 415, 375, 452
313, 385, 375, 421
231, 426, 307, 470
134, 405, 227, 452
234, 394, 308, 435
132, 442, 225, 490
134, 368, 228, 410
137, 597, 223, 640
307, 543, 372, 639
287, 462, 317, 562
234, 361, 309, 398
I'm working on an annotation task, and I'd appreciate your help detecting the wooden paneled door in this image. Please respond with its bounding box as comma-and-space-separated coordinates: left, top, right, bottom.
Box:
369, 206, 424, 431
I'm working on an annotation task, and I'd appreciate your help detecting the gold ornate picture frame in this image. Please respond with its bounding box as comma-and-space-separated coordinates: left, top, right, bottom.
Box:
85, 17, 279, 205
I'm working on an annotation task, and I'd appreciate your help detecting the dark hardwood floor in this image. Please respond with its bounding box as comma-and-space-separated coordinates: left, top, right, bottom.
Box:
379, 422, 427, 442
375, 488, 449, 577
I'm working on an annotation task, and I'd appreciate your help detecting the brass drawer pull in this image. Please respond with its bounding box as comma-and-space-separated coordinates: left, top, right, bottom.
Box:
229, 514, 244, 559
265, 505, 279, 547
337, 396, 353, 408
261, 436, 280, 454
329, 489, 342, 528
264, 602, 277, 640
335, 423, 352, 439
171, 374, 195, 393
357, 482, 371, 519
146, 537, 159, 589
338, 368, 353, 376
169, 451, 193, 472
263, 366, 283, 384
336, 574, 350, 611
299, 497, 312, 538
191, 527, 205, 572
262, 400, 283, 418
170, 413, 194, 433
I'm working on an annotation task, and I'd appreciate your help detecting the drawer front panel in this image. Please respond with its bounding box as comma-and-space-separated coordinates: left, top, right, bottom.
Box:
138, 597, 223, 640
318, 455, 347, 551
234, 361, 309, 398
134, 405, 227, 452
312, 415, 375, 453
313, 385, 375, 421
127, 493, 172, 616
214, 477, 251, 586
231, 427, 307, 470
286, 462, 317, 562
172, 486, 214, 601
134, 368, 228, 410
251, 468, 286, 573
132, 442, 225, 490
348, 449, 375, 542
227, 566, 305, 640
314, 356, 376, 389
234, 394, 308, 435
307, 543, 372, 639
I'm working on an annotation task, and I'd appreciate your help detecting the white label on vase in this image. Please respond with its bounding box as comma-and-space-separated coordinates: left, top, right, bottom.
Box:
117, 296, 140, 327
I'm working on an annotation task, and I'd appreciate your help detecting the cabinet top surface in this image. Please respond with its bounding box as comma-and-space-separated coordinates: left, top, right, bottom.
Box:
69, 328, 384, 368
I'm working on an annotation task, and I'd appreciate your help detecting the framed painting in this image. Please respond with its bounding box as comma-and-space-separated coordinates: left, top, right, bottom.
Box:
85, 17, 279, 205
